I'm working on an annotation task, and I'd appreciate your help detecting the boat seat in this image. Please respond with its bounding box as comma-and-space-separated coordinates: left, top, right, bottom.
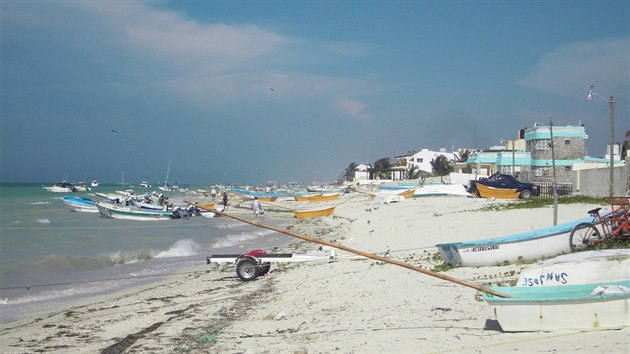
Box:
587, 207, 601, 215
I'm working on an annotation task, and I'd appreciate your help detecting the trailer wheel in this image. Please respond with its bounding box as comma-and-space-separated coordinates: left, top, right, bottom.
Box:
259, 262, 271, 276
236, 258, 259, 281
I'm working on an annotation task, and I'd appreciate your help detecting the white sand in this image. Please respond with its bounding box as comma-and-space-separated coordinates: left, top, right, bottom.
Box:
1, 192, 628, 353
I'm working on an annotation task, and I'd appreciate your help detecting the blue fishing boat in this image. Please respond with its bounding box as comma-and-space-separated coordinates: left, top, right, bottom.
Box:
63, 196, 98, 213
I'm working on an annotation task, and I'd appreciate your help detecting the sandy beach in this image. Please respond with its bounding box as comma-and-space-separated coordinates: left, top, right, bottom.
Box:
1, 191, 629, 353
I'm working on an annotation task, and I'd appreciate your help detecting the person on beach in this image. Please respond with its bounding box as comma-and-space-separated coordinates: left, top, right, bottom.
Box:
210, 188, 217, 200
252, 197, 264, 217
222, 192, 228, 210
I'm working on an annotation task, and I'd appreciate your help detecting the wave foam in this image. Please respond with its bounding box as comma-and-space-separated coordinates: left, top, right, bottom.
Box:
155, 239, 200, 258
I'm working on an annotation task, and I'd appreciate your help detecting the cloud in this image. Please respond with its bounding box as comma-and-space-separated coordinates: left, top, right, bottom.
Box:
335, 98, 370, 121
519, 37, 629, 98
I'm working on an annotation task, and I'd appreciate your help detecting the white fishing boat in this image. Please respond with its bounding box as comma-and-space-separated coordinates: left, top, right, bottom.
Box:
517, 249, 630, 287
138, 181, 151, 188
483, 280, 630, 332
91, 179, 99, 187
73, 182, 91, 192
43, 182, 76, 193
158, 160, 172, 192
63, 196, 98, 213
435, 217, 594, 267
96, 202, 174, 221
414, 184, 473, 197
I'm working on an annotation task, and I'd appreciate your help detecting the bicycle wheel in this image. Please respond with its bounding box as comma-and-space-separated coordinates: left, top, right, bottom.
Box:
570, 222, 602, 252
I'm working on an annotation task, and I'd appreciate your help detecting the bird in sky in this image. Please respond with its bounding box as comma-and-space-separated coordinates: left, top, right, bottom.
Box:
107, 129, 119, 133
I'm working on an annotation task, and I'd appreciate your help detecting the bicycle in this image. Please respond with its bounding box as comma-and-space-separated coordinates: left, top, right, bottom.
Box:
569, 197, 630, 252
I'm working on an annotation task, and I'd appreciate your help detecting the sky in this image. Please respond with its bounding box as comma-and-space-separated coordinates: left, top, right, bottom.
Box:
1, 0, 628, 186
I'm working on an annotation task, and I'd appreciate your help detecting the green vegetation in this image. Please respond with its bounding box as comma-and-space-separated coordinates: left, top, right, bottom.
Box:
480, 196, 602, 211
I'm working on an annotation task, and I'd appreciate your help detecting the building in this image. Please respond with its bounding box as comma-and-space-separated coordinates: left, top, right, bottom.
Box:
394, 148, 458, 174
467, 122, 623, 185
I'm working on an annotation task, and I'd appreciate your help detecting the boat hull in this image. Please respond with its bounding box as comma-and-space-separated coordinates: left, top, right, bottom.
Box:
63, 196, 98, 213
294, 206, 335, 218
483, 280, 630, 332
517, 249, 630, 287
476, 183, 519, 199
436, 217, 593, 267
97, 203, 173, 221
294, 193, 323, 201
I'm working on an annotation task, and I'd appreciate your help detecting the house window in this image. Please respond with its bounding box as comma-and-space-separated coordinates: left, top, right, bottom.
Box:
564, 140, 571, 145
535, 139, 550, 150
534, 167, 543, 177
564, 166, 571, 171
416, 158, 423, 163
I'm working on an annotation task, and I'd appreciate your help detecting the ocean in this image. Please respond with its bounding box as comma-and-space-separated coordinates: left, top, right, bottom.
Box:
0, 183, 292, 323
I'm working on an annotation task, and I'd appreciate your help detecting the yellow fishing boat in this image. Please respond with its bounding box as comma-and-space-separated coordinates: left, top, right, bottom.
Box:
257, 196, 278, 202
184, 200, 215, 210
476, 184, 519, 199
306, 193, 340, 202
294, 193, 323, 201
397, 189, 416, 199
294, 206, 336, 218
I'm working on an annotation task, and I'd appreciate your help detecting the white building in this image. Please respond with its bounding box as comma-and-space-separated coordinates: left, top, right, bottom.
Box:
395, 148, 457, 173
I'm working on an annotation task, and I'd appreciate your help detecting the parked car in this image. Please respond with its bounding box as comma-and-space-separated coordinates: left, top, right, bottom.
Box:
467, 173, 541, 199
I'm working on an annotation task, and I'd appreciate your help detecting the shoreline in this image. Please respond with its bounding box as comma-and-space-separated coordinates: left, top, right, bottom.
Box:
1, 193, 629, 353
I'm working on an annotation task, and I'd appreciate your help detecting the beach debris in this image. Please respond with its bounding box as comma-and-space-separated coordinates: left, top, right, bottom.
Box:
273, 311, 286, 320
199, 333, 216, 343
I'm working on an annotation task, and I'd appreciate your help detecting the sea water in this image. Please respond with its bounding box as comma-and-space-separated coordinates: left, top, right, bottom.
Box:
0, 183, 292, 323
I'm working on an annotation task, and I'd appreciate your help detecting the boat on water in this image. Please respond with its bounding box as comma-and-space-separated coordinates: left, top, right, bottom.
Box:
483, 280, 630, 332
475, 183, 519, 199
294, 206, 335, 218
43, 182, 76, 193
91, 179, 99, 187
435, 217, 594, 267
158, 160, 172, 192
96, 202, 174, 221
63, 196, 98, 213
517, 249, 630, 287
74, 182, 91, 192
138, 181, 151, 188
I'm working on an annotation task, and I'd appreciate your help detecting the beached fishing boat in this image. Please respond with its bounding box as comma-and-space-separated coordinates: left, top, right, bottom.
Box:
294, 206, 335, 218
483, 280, 630, 332
63, 196, 98, 213
414, 184, 473, 198
294, 193, 323, 201
475, 183, 519, 199
257, 196, 278, 202
397, 189, 415, 199
96, 202, 174, 221
306, 193, 340, 202
517, 249, 630, 287
435, 217, 593, 267
184, 200, 215, 211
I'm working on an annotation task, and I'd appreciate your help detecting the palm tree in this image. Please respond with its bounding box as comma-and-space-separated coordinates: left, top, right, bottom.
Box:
373, 157, 392, 179
431, 155, 453, 176
344, 162, 358, 182
405, 165, 421, 179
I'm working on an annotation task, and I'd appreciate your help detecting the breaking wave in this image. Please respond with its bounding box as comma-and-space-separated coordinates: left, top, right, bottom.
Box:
211, 229, 275, 248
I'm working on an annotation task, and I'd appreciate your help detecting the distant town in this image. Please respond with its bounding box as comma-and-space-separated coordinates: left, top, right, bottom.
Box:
346, 121, 630, 198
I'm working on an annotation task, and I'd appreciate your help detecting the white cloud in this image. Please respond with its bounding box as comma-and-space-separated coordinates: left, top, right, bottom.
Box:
519, 37, 629, 98
335, 98, 370, 121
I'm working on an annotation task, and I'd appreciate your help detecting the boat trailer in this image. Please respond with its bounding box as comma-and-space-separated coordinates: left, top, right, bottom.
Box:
206, 249, 336, 281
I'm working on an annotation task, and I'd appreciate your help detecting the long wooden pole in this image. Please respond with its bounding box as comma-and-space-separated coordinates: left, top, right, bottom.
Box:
212, 209, 511, 298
